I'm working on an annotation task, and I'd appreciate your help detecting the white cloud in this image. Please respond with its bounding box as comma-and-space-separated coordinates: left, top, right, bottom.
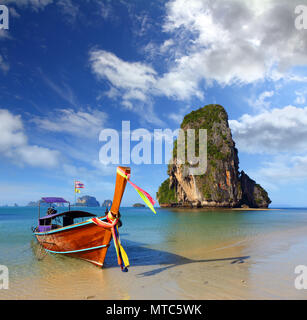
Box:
16, 145, 58, 167
32, 107, 108, 138
90, 44, 204, 103
3, 0, 53, 11
89, 49, 157, 97
97, 1, 113, 20
89, 49, 166, 126
0, 55, 9, 73
40, 73, 78, 106
157, 0, 307, 99
62, 160, 114, 180
294, 89, 307, 105
0, 30, 11, 40
89, 48, 200, 124
0, 26, 12, 73
57, 0, 79, 23
90, 0, 307, 114
3, 0, 79, 23
258, 155, 307, 183
160, 39, 175, 54
229, 105, 307, 154
247, 154, 307, 190
167, 104, 192, 124
156, 59, 205, 100
229, 103, 307, 187
247, 90, 275, 111
0, 110, 26, 151
102, 87, 120, 100
168, 112, 184, 124
0, 109, 59, 167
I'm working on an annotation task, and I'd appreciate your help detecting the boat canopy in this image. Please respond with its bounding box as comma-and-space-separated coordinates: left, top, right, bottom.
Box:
39, 210, 96, 222
41, 197, 69, 204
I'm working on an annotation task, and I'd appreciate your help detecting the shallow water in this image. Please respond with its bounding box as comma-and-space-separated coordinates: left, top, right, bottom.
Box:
1, 207, 307, 299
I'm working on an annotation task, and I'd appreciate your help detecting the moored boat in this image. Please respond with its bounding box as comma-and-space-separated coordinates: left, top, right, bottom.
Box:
33, 166, 131, 268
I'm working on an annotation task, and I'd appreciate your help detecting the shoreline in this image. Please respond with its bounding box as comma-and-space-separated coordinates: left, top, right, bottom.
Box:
1, 223, 307, 300
231, 208, 279, 211
158, 206, 278, 211
1, 207, 307, 300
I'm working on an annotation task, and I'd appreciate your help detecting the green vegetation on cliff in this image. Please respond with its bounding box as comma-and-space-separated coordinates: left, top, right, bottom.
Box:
157, 103, 271, 208
181, 104, 228, 129
254, 184, 271, 206
173, 104, 230, 161
156, 178, 177, 204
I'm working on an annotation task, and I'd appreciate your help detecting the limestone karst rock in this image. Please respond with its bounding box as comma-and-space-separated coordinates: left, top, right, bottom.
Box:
157, 104, 271, 208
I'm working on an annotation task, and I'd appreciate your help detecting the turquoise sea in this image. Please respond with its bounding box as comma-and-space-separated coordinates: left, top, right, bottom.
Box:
1, 206, 307, 299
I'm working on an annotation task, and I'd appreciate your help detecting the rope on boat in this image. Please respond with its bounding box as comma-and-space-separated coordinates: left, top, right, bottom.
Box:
90, 168, 157, 271
31, 227, 49, 260
91, 215, 129, 272
31, 226, 56, 261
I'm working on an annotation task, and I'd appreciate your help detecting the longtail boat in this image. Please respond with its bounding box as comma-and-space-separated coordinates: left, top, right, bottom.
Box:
33, 166, 156, 270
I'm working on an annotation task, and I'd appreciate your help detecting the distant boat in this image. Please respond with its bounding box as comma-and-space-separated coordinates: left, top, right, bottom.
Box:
33, 167, 131, 268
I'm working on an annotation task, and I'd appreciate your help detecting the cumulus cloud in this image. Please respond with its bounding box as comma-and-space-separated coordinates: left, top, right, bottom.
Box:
248, 91, 275, 111
257, 155, 307, 183
0, 110, 26, 151
32, 107, 108, 138
229, 104, 307, 186
161, 0, 307, 89
0, 109, 59, 167
229, 105, 307, 154
89, 49, 166, 126
90, 0, 307, 112
89, 47, 204, 103
89, 49, 157, 100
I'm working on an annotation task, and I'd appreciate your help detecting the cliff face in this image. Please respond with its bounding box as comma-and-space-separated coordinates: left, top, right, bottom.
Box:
239, 171, 271, 208
157, 104, 271, 208
76, 195, 100, 207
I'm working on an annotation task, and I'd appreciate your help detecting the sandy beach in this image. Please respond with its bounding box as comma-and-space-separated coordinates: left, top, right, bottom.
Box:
1, 210, 306, 300
2, 0, 307, 306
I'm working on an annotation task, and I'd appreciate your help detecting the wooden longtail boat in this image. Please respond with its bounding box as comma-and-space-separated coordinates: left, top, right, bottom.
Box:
33, 166, 131, 268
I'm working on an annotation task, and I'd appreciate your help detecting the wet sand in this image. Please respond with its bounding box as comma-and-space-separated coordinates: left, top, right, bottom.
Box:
231, 208, 279, 211
1, 224, 307, 300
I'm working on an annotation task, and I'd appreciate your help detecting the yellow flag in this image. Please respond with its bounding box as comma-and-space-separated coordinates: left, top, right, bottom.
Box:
75, 188, 80, 193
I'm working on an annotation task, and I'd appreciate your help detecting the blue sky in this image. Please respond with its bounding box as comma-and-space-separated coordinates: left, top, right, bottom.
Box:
1, 0, 307, 207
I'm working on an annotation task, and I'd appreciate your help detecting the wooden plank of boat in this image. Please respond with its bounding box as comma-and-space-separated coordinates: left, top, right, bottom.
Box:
34, 218, 112, 267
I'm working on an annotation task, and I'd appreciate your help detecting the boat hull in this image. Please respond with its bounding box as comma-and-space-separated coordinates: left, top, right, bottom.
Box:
34, 218, 112, 267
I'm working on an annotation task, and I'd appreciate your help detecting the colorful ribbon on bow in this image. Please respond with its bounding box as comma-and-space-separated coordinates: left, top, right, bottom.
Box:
91, 216, 129, 272
117, 167, 156, 214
